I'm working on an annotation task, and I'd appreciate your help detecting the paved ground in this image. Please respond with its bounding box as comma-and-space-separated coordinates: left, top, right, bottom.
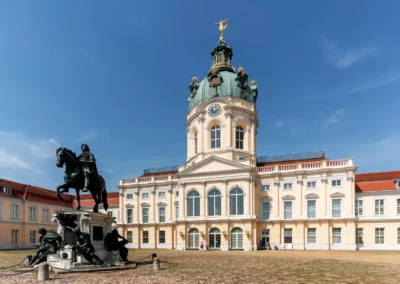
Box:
1, 249, 400, 283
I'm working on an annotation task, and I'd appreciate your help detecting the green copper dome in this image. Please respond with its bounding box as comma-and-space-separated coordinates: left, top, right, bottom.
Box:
187, 40, 258, 111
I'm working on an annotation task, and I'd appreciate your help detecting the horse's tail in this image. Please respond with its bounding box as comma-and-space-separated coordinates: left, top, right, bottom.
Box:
100, 176, 108, 211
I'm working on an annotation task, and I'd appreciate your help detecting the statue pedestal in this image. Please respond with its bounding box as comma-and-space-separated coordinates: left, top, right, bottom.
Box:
48, 211, 120, 270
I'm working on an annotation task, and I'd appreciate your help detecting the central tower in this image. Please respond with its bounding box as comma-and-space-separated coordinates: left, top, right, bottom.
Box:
184, 22, 259, 167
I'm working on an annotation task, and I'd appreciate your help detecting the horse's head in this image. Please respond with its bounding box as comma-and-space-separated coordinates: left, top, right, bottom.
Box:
56, 148, 66, 168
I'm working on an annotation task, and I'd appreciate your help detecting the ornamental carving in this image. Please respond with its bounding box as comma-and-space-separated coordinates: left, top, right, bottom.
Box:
188, 76, 199, 98
235, 66, 249, 90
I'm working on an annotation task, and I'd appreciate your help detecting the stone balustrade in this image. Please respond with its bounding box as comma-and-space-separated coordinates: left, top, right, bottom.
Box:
258, 159, 353, 174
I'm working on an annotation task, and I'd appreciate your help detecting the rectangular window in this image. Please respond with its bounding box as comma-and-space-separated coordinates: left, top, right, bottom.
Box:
11, 204, 20, 220
175, 191, 179, 197
142, 208, 149, 224
375, 228, 384, 244
30, 230, 36, 244
397, 199, 400, 215
142, 192, 149, 199
261, 202, 270, 220
127, 231, 133, 243
283, 183, 292, 190
11, 230, 19, 245
175, 206, 179, 220
158, 192, 166, 198
143, 231, 149, 243
42, 209, 50, 222
332, 228, 341, 244
29, 207, 37, 221
307, 181, 316, 188
127, 208, 133, 224
356, 228, 363, 244
307, 200, 316, 219
397, 181, 400, 188
3, 187, 12, 195
284, 229, 292, 244
261, 184, 270, 192
159, 207, 166, 223
159, 231, 165, 244
332, 180, 341, 187
332, 199, 341, 218
284, 201, 292, 219
307, 228, 316, 244
355, 200, 363, 216
126, 194, 133, 200
108, 211, 113, 217
374, 199, 384, 216
211, 127, 221, 149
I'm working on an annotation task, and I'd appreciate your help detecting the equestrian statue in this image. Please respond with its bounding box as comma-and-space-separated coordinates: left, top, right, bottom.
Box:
56, 144, 108, 213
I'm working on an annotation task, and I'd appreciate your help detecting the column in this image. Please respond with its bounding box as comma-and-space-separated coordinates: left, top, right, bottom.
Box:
167, 187, 173, 223
179, 183, 186, 221
221, 179, 228, 217
274, 181, 280, 218
151, 186, 156, 223
134, 191, 140, 223
119, 190, 125, 224
202, 181, 207, 218
249, 118, 256, 153
347, 176, 355, 216
322, 178, 328, 216
297, 180, 303, 218
225, 112, 233, 148
198, 116, 205, 153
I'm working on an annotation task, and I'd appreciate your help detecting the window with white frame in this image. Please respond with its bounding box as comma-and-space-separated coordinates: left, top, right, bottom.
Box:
3, 187, 12, 195
158, 191, 166, 198
187, 190, 200, 217
11, 204, 20, 220
127, 231, 133, 243
261, 184, 270, 192
208, 188, 221, 216
283, 183, 292, 190
375, 228, 384, 244
126, 194, 133, 200
142, 208, 149, 223
307, 200, 316, 219
397, 181, 400, 188
307, 181, 316, 188
374, 199, 384, 216
332, 228, 341, 244
355, 200, 363, 216
356, 228, 363, 244
229, 187, 244, 216
42, 208, 50, 222
284, 229, 292, 244
211, 125, 221, 149
11, 230, 19, 244
332, 199, 341, 218
143, 231, 149, 243
126, 208, 133, 224
397, 199, 400, 215
175, 191, 179, 197
235, 126, 244, 149
159, 231, 166, 244
284, 201, 293, 219
175, 205, 179, 220
158, 207, 166, 223
307, 228, 316, 244
261, 202, 270, 220
30, 230, 36, 244
332, 180, 341, 187
142, 192, 149, 199
29, 207, 37, 221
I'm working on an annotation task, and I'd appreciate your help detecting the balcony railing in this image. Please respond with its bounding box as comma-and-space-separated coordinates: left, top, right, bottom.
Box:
258, 159, 353, 174
121, 174, 178, 185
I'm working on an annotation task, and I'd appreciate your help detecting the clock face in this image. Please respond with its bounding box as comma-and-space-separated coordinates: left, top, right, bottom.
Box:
208, 104, 222, 117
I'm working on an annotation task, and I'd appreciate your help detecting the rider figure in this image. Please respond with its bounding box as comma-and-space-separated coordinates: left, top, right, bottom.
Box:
78, 144, 98, 193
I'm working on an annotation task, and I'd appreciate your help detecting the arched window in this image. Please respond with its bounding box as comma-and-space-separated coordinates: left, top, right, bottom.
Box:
231, 227, 243, 249
209, 228, 221, 249
230, 187, 244, 216
235, 126, 244, 149
208, 189, 221, 216
211, 125, 221, 149
187, 190, 200, 217
188, 228, 200, 248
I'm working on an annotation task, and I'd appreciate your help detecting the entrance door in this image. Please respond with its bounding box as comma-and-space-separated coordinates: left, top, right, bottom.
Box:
209, 228, 221, 249
261, 229, 270, 248
231, 228, 243, 249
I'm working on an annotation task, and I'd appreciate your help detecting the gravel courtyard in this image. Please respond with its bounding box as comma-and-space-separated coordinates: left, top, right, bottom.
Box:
1, 249, 400, 283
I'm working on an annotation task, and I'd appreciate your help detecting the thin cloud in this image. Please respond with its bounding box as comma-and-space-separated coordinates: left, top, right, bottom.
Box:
322, 109, 347, 127
276, 121, 285, 128
321, 36, 380, 68
76, 130, 99, 143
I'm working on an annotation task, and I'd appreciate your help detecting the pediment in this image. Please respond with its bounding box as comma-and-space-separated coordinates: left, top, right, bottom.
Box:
330, 192, 345, 198
282, 195, 295, 200
125, 204, 135, 208
177, 156, 252, 177
260, 196, 273, 201
140, 202, 151, 207
157, 202, 167, 207
305, 193, 319, 199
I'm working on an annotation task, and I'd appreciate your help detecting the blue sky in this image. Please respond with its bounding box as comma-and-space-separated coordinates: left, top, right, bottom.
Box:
1, 1, 400, 192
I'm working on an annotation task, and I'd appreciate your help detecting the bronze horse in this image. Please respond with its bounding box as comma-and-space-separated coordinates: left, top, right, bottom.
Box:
55, 148, 108, 212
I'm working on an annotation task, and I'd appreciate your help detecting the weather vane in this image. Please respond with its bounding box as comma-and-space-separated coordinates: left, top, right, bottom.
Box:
215, 18, 228, 41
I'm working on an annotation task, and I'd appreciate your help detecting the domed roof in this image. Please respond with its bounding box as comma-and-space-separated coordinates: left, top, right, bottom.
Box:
187, 40, 258, 111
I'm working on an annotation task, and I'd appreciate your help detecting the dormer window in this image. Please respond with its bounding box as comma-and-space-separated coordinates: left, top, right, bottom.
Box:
396, 180, 400, 188
3, 187, 12, 195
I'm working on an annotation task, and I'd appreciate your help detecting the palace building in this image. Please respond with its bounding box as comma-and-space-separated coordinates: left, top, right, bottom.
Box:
117, 30, 400, 251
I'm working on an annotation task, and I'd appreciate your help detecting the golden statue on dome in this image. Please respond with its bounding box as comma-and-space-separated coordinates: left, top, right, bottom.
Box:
215, 18, 228, 41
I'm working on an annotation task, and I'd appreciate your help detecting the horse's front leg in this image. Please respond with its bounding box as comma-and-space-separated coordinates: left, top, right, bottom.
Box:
75, 188, 81, 211
90, 191, 99, 213
56, 183, 69, 201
